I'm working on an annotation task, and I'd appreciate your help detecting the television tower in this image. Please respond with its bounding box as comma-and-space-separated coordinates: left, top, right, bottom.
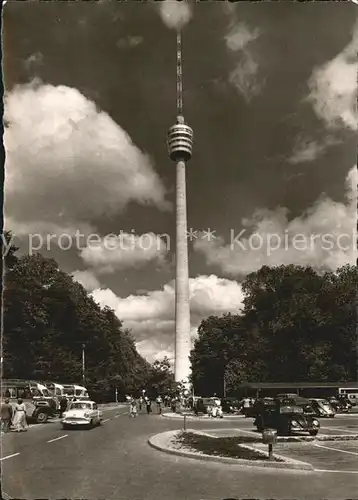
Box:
167, 30, 193, 385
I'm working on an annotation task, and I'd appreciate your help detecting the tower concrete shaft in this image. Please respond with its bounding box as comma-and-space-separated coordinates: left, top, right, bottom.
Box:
174, 159, 191, 384
167, 30, 193, 387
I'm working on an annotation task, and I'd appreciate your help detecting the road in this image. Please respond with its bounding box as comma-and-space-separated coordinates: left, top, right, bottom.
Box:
2, 408, 358, 500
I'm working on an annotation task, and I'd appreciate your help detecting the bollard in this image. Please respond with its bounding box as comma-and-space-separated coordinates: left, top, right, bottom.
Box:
262, 428, 277, 461
183, 414, 187, 431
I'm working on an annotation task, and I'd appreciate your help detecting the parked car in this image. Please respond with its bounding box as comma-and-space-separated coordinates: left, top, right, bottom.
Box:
193, 397, 208, 415
328, 397, 347, 413
193, 397, 223, 417
309, 398, 336, 418
336, 395, 352, 411
61, 400, 103, 429
247, 397, 274, 418
221, 397, 241, 414
254, 399, 320, 436
276, 395, 315, 415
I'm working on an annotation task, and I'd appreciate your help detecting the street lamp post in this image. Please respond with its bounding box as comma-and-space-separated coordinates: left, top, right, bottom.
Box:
82, 343, 86, 387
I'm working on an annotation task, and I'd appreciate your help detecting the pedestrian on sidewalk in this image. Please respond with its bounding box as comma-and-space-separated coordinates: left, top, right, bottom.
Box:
1, 398, 13, 433
138, 396, 144, 412
12, 398, 28, 432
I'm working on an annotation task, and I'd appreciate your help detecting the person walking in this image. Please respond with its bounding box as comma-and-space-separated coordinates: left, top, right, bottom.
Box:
156, 395, 163, 415
12, 398, 28, 432
242, 397, 251, 417
138, 396, 144, 412
1, 399, 13, 433
59, 396, 68, 418
145, 397, 152, 415
130, 399, 138, 418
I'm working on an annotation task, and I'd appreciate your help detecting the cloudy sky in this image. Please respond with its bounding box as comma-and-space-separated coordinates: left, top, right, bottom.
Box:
4, 1, 357, 364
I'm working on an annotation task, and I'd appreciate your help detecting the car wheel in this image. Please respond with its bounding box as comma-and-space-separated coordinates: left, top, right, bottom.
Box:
35, 411, 48, 424
62, 424, 68, 430
309, 429, 318, 436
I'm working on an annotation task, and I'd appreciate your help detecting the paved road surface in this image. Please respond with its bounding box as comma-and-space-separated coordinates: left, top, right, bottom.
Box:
2, 408, 358, 499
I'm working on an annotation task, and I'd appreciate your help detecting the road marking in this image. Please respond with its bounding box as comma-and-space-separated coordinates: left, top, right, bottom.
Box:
315, 468, 358, 474
234, 427, 258, 435
47, 434, 68, 443
1, 452, 20, 461
314, 443, 358, 456
102, 418, 110, 423
321, 426, 358, 434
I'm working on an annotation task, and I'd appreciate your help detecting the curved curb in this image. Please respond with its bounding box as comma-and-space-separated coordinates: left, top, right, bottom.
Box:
148, 430, 314, 471
161, 412, 244, 420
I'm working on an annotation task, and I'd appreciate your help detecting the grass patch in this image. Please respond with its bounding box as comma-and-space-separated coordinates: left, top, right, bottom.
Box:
176, 432, 284, 462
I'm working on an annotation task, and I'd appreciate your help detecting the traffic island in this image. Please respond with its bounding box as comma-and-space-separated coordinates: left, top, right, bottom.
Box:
148, 429, 314, 470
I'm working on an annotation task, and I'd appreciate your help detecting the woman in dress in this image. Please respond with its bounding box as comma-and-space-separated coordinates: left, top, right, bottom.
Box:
12, 398, 28, 432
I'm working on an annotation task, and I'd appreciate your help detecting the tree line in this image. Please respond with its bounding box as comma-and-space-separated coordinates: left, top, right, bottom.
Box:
190, 264, 357, 397
2, 232, 174, 402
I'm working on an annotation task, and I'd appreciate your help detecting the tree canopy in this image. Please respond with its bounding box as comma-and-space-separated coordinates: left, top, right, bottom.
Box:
190, 264, 357, 396
2, 241, 172, 401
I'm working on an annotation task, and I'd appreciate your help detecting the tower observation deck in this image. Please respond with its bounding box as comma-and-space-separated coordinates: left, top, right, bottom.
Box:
167, 31, 193, 162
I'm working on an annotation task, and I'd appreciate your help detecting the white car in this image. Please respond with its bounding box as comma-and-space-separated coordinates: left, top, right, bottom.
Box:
61, 400, 103, 429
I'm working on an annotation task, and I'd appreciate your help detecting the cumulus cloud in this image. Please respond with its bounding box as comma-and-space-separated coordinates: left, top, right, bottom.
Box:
307, 22, 358, 131
72, 270, 101, 292
79, 232, 169, 274
135, 338, 175, 365
225, 22, 262, 102
159, 0, 192, 30
194, 167, 357, 276
91, 275, 244, 362
4, 80, 169, 238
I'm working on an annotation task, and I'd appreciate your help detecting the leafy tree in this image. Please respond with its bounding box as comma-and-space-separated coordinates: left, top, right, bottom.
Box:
2, 230, 19, 270
146, 356, 175, 397
3, 250, 153, 400
191, 264, 357, 395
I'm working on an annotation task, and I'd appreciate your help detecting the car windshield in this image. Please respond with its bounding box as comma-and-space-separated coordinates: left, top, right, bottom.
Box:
70, 403, 92, 410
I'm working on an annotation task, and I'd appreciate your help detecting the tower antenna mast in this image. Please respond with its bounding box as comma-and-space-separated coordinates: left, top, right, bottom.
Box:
177, 30, 183, 116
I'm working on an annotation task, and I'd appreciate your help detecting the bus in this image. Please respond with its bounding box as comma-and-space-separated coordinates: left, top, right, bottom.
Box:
1, 379, 57, 423
43, 382, 90, 408
60, 384, 89, 400
338, 387, 358, 406
44, 382, 66, 410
